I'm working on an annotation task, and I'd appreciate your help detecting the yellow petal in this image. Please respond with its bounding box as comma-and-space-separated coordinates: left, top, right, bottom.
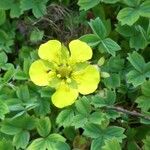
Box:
38, 40, 61, 64
72, 65, 100, 95
69, 40, 92, 63
29, 60, 51, 86
52, 83, 78, 108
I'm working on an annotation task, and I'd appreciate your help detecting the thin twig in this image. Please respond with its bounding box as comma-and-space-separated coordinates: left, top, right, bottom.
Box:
106, 106, 150, 121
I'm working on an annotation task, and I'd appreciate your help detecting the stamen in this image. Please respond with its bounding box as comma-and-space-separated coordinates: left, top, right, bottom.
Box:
57, 65, 72, 78
57, 74, 61, 78
66, 78, 71, 83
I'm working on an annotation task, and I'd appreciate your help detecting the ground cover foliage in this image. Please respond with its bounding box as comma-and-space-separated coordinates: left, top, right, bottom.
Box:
0, 0, 150, 149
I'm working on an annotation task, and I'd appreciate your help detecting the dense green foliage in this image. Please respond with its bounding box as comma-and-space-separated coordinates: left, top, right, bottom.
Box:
0, 0, 150, 149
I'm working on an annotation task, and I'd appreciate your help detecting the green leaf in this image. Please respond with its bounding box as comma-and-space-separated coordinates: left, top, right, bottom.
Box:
83, 123, 103, 138
0, 29, 8, 43
127, 70, 146, 87
1, 116, 36, 135
21, 0, 48, 18
27, 134, 67, 150
27, 138, 46, 150
50, 142, 70, 150
91, 89, 116, 107
13, 130, 30, 149
140, 117, 150, 124
1, 121, 22, 135
0, 99, 9, 119
84, 124, 126, 141
104, 126, 126, 142
0, 52, 7, 65
2, 63, 14, 70
47, 133, 66, 143
20, 0, 33, 10
34, 98, 51, 116
72, 111, 107, 128
89, 112, 107, 125
127, 55, 150, 87
99, 38, 121, 56
40, 87, 54, 98
37, 117, 51, 137
102, 138, 121, 150
127, 51, 145, 72
91, 137, 104, 150
129, 31, 148, 50
117, 7, 139, 26
123, 0, 141, 7
136, 96, 150, 112
46, 134, 70, 150
63, 127, 76, 141
143, 136, 150, 150
103, 0, 119, 4
32, 0, 48, 18
0, 140, 14, 150
139, 1, 150, 18
144, 62, 150, 77
3, 68, 15, 83
136, 81, 150, 112
75, 96, 91, 116
30, 28, 44, 42
104, 73, 120, 89
23, 58, 31, 74
10, 1, 22, 18
6, 98, 24, 112
106, 110, 120, 119
89, 17, 107, 39
16, 85, 30, 102
27, 134, 69, 150
0, 0, 12, 10
116, 24, 134, 37
56, 108, 74, 127
127, 52, 150, 86
14, 70, 28, 80
0, 10, 6, 25
129, 26, 148, 50
72, 114, 88, 128
79, 34, 100, 47
141, 81, 150, 97
108, 56, 124, 72
78, 0, 100, 11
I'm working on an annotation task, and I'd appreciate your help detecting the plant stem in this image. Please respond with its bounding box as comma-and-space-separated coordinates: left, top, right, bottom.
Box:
106, 106, 150, 121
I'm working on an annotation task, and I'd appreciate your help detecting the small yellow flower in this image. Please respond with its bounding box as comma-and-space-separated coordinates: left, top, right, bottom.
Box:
29, 40, 100, 108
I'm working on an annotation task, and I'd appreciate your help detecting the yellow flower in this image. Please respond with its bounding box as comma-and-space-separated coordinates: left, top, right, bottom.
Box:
29, 40, 100, 108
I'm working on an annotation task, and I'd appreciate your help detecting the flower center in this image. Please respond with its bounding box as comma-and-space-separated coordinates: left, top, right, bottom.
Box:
57, 65, 72, 79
